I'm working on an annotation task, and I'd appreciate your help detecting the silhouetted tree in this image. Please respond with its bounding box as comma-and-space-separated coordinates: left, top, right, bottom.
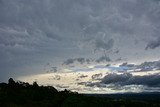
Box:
33, 81, 38, 87
0, 78, 159, 107
8, 78, 15, 85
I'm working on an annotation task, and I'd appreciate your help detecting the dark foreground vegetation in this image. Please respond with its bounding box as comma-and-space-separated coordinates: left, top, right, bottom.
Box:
0, 78, 160, 107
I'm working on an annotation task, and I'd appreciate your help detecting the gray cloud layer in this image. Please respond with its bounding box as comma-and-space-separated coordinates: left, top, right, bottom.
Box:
101, 73, 160, 87
1, 0, 160, 81
83, 73, 160, 88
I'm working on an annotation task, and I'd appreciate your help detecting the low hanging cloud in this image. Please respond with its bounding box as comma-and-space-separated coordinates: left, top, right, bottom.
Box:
101, 73, 160, 87
83, 73, 160, 88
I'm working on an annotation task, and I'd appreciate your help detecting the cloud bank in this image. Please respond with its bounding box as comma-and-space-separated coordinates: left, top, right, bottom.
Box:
101, 73, 160, 87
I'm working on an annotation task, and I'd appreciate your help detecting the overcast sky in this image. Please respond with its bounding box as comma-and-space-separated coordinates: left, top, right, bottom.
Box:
1, 0, 160, 81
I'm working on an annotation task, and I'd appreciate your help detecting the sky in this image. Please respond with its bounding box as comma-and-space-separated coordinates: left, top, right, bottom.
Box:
1, 0, 160, 82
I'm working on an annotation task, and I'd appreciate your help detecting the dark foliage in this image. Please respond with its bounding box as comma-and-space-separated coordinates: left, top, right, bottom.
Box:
0, 78, 159, 107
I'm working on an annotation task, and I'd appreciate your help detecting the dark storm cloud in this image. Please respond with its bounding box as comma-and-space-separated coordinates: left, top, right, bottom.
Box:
101, 73, 132, 84
101, 73, 160, 87
1, 0, 160, 81
82, 73, 160, 88
145, 37, 160, 50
